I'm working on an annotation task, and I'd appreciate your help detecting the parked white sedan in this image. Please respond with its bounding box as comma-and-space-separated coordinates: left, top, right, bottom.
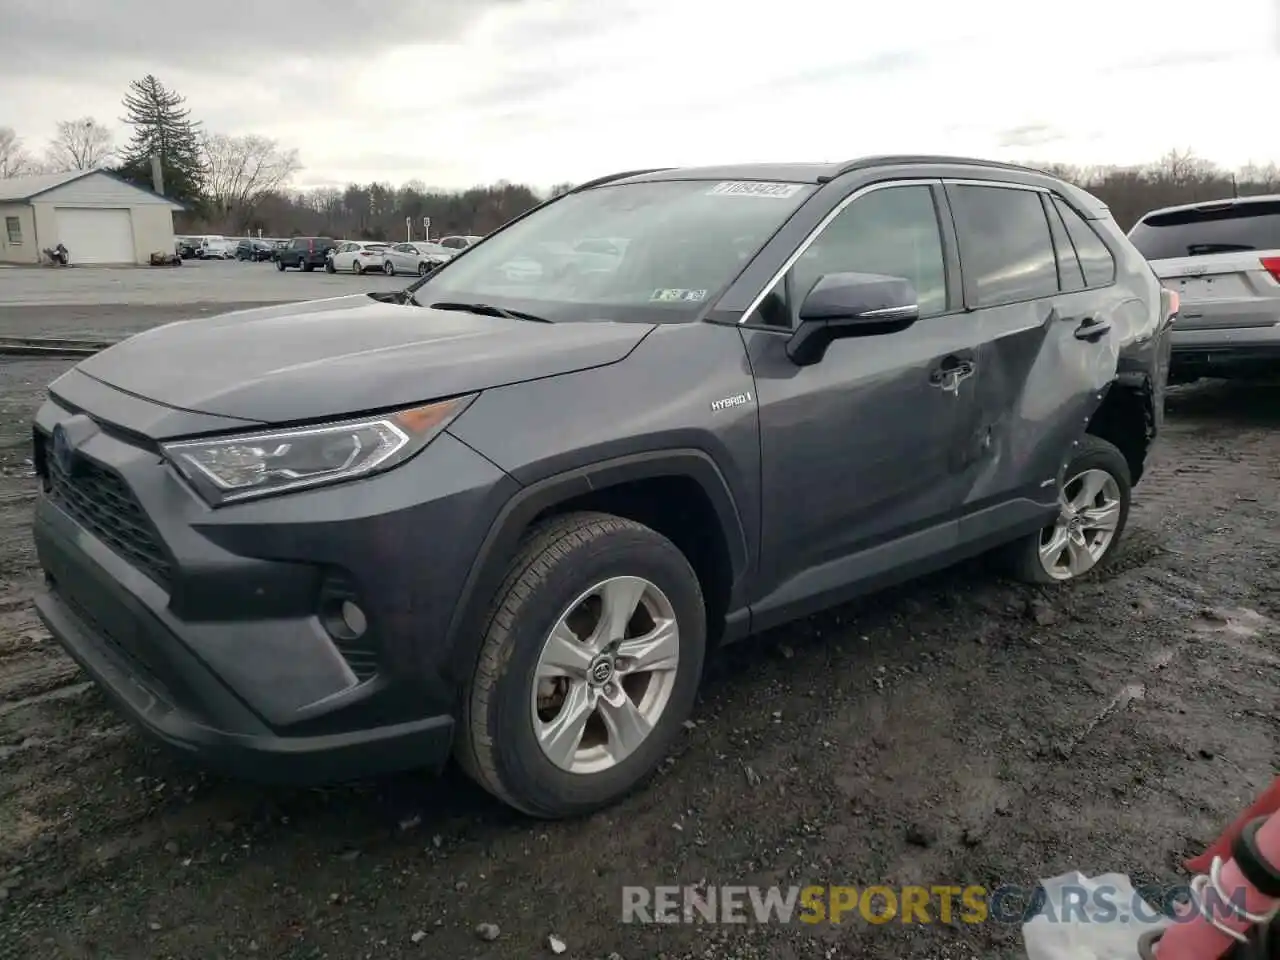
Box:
381, 241, 456, 277
326, 241, 390, 275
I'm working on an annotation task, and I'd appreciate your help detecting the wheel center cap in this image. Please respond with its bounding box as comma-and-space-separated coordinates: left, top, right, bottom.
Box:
588, 656, 616, 687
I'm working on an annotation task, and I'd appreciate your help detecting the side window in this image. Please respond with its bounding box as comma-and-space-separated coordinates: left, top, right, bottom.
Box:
949, 185, 1058, 306
1044, 197, 1086, 292
789, 185, 948, 320
1053, 197, 1116, 287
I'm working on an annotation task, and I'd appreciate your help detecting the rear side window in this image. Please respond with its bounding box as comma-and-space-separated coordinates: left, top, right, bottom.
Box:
1054, 198, 1116, 286
1128, 200, 1280, 260
949, 184, 1058, 306
1044, 198, 1086, 292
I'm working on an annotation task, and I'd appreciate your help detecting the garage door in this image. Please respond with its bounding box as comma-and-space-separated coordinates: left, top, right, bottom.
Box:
54, 208, 135, 264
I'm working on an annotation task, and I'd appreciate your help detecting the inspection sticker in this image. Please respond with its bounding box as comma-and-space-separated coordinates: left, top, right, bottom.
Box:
707, 181, 804, 199
650, 288, 708, 302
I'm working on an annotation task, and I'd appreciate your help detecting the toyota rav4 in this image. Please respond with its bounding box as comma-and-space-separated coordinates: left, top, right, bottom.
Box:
31, 156, 1175, 818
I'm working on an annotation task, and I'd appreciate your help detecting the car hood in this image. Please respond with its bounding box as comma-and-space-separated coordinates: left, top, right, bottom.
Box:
75, 294, 655, 424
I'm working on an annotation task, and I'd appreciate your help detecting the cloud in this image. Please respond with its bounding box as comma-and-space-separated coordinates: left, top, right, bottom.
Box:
2, 0, 1278, 189
0, 0, 518, 77
998, 124, 1066, 149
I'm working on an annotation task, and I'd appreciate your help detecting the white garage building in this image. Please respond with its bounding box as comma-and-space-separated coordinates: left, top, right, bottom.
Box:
0, 169, 184, 266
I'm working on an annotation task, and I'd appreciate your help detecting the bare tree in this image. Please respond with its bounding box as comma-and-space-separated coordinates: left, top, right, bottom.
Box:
0, 127, 33, 178
1154, 148, 1218, 185
201, 132, 301, 231
45, 117, 115, 171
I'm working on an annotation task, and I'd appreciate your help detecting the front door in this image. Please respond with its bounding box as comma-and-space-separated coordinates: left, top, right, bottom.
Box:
742, 181, 988, 626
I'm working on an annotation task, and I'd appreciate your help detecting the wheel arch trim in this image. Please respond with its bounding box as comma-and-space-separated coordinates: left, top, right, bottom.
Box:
442, 448, 750, 682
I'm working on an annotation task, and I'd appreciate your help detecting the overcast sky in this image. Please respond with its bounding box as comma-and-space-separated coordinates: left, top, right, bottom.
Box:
3, 0, 1278, 190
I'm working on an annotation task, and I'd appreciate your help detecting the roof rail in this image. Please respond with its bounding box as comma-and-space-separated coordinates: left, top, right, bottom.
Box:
819, 154, 1051, 183
569, 168, 675, 192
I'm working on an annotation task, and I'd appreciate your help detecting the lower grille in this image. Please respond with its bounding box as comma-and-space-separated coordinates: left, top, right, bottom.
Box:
41, 435, 173, 590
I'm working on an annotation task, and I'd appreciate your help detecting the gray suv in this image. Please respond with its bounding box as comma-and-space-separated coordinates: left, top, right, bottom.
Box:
1129, 195, 1280, 381
30, 157, 1175, 818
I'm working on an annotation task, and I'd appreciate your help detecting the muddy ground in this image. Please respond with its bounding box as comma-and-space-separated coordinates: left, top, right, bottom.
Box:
0, 305, 1277, 959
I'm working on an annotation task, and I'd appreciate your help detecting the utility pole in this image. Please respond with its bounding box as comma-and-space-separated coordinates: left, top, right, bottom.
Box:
405, 216, 412, 242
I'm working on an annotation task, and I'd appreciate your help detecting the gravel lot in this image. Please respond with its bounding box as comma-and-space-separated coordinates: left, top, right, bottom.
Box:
0, 280, 1277, 959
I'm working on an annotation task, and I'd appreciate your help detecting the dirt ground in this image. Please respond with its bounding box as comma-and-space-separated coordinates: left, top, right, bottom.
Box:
0, 309, 1277, 959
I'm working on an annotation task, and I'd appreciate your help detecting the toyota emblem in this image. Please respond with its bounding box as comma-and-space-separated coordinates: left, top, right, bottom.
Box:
590, 659, 614, 684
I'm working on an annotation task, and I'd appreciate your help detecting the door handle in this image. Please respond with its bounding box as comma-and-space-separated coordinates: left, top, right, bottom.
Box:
929, 356, 975, 391
1073, 317, 1111, 342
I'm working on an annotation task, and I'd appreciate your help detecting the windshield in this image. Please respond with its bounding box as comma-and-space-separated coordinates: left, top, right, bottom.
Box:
408, 179, 815, 322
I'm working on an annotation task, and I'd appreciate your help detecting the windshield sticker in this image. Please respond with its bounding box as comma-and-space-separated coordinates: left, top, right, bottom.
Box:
651, 288, 708, 303
707, 181, 804, 199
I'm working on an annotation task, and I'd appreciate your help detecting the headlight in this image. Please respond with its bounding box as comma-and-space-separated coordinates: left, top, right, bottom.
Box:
163, 395, 475, 505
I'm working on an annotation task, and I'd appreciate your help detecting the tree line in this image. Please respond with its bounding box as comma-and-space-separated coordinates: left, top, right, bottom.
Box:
3, 73, 1279, 239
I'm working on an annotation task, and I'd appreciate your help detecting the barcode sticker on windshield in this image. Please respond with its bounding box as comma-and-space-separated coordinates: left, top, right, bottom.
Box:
707, 181, 803, 199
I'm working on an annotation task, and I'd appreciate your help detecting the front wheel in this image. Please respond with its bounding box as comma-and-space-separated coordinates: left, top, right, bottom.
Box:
1002, 434, 1132, 584
276, 259, 286, 271
324, 260, 335, 273
417, 261, 430, 277
301, 261, 314, 272
383, 260, 396, 276
457, 512, 706, 819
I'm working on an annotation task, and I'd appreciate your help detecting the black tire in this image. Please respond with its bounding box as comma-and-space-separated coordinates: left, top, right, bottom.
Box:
302, 261, 314, 272
324, 260, 335, 274
276, 258, 285, 271
383, 261, 396, 276
456, 511, 706, 819
352, 260, 363, 275
1000, 434, 1132, 584
417, 261, 429, 277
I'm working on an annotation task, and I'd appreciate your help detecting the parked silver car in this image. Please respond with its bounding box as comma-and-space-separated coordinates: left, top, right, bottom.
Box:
1129, 194, 1280, 381
381, 241, 455, 277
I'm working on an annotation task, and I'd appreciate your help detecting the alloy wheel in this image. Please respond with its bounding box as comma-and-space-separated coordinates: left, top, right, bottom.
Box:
1038, 467, 1122, 580
531, 576, 680, 774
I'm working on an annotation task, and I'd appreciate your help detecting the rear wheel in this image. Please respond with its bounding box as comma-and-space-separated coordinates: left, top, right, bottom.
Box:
1002, 434, 1131, 584
276, 258, 285, 271
457, 512, 705, 819
383, 260, 396, 276
324, 259, 335, 273
302, 260, 314, 272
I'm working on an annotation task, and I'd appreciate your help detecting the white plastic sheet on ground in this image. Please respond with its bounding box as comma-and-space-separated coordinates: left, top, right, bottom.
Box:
1023, 871, 1171, 960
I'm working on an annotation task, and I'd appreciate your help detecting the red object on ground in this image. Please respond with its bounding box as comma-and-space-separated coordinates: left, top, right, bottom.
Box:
1185, 777, 1280, 874
1153, 777, 1280, 958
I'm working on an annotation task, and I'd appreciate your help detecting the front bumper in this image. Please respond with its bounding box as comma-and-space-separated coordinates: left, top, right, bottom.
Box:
31, 377, 519, 783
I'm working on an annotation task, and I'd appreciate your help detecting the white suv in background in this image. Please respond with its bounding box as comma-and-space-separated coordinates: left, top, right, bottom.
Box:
1129, 195, 1280, 382
438, 234, 483, 251
198, 236, 235, 259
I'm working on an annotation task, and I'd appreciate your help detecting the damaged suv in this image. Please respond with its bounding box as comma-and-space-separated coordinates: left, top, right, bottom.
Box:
31, 157, 1175, 818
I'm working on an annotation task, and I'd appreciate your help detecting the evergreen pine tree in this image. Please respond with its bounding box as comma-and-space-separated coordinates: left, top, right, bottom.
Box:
117, 75, 206, 207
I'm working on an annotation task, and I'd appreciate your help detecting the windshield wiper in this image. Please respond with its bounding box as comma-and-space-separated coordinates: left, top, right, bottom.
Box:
427, 301, 553, 323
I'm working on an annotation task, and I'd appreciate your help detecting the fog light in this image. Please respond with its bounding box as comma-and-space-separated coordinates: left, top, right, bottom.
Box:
340, 600, 367, 637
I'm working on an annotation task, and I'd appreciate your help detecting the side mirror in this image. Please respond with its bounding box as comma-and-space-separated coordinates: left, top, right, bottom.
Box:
786, 272, 920, 366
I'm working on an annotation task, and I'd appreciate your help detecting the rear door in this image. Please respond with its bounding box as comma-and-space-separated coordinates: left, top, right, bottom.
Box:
944, 181, 1122, 539
1128, 199, 1280, 333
